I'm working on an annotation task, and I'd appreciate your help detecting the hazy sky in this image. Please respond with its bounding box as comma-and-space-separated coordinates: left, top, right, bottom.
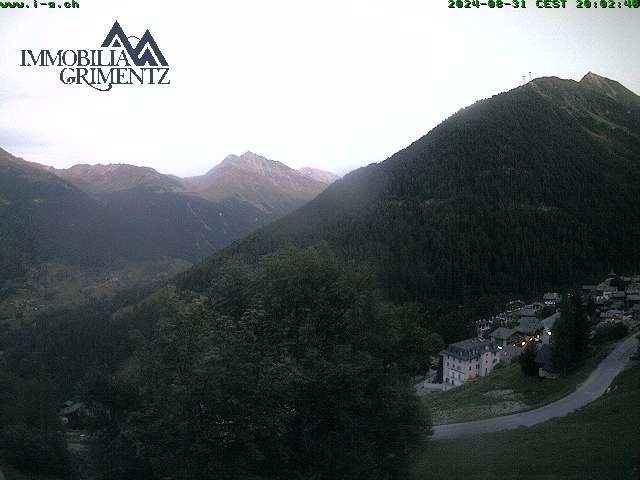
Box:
0, 1, 637, 177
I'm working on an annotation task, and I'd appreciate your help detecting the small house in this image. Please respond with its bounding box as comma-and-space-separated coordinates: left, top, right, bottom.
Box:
515, 318, 543, 340
489, 327, 519, 348
59, 401, 88, 429
600, 309, 625, 322
543, 292, 561, 306
627, 294, 640, 308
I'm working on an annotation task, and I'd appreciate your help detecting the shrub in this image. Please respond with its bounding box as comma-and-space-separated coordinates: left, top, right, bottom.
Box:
0, 425, 71, 475
593, 322, 629, 345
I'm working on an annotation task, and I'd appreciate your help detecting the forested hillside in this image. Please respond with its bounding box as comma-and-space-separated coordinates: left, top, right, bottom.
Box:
186, 73, 640, 303
0, 149, 117, 283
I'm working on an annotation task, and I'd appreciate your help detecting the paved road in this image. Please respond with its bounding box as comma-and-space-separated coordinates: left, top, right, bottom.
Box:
432, 334, 639, 441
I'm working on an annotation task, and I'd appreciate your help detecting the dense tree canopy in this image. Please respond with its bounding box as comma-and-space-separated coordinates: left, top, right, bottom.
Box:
94, 246, 440, 480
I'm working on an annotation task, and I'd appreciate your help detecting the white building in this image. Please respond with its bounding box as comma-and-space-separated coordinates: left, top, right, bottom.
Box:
441, 338, 501, 387
543, 292, 562, 307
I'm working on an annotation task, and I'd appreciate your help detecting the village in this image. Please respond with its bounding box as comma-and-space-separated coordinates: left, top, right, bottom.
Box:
420, 272, 640, 392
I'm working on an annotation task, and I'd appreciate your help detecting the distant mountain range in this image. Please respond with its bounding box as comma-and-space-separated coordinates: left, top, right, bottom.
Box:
6, 71, 639, 311
181, 152, 334, 215
55, 163, 185, 193
298, 167, 341, 185
184, 72, 640, 303
0, 149, 338, 284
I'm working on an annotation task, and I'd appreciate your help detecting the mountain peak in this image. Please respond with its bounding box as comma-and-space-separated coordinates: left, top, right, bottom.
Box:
241, 150, 261, 159
581, 71, 606, 82
183, 152, 330, 213
579, 72, 639, 107
213, 151, 294, 177
299, 167, 340, 185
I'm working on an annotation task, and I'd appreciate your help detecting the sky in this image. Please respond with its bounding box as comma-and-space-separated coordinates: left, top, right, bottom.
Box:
0, 0, 638, 177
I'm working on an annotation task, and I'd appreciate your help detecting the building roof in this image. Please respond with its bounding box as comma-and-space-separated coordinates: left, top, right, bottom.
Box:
541, 312, 560, 330
59, 402, 85, 417
490, 327, 517, 341
518, 307, 538, 318
515, 318, 543, 335
506, 300, 526, 312
442, 337, 498, 361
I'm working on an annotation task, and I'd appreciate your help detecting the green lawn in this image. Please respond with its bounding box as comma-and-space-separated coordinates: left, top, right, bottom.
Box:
424, 343, 614, 425
413, 364, 640, 480
0, 464, 61, 480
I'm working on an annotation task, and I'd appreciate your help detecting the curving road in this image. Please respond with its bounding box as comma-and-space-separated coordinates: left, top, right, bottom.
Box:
432, 334, 639, 441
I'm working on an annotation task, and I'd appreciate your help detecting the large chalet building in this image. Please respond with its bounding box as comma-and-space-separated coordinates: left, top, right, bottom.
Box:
441, 338, 501, 387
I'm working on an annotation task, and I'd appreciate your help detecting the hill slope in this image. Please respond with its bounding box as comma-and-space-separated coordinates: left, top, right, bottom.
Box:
0, 149, 118, 282
94, 187, 268, 261
185, 73, 640, 302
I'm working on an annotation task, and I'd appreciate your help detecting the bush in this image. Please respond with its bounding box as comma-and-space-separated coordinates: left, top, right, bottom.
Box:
0, 425, 71, 475
106, 247, 435, 480
593, 322, 629, 345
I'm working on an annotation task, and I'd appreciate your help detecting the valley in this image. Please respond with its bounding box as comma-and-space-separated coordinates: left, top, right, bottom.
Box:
1, 72, 639, 480
0, 148, 338, 319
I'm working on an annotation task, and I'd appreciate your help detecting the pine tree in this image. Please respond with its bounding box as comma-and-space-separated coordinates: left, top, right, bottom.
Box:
572, 293, 590, 362
519, 342, 539, 377
551, 292, 590, 374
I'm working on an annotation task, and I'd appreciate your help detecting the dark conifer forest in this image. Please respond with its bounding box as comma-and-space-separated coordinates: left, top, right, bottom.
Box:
193, 75, 640, 303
